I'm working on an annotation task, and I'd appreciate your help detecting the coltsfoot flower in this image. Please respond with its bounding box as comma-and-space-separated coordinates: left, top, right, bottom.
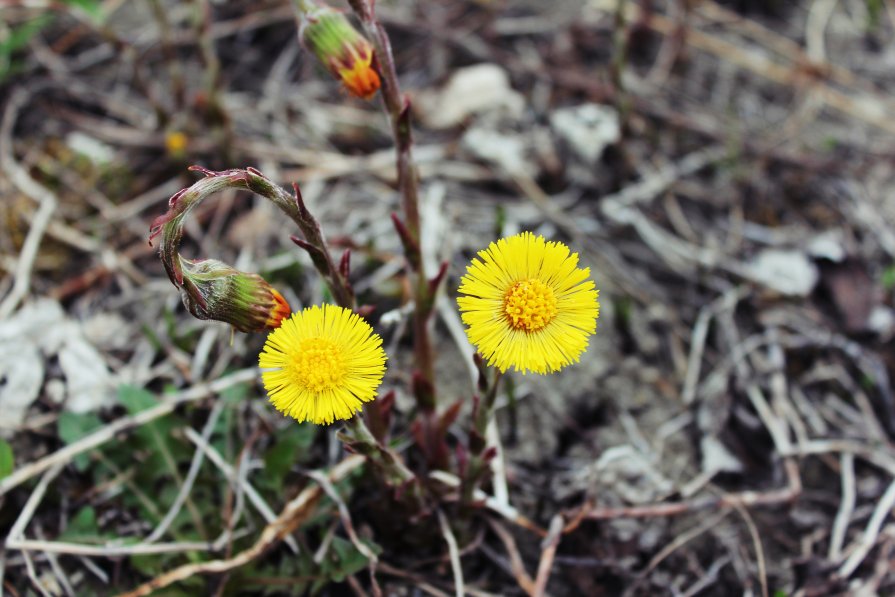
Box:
457, 232, 600, 374
299, 3, 380, 100
259, 304, 387, 424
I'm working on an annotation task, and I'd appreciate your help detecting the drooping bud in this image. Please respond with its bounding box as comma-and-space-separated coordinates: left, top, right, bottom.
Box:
297, 2, 380, 100
149, 167, 292, 333
179, 258, 291, 333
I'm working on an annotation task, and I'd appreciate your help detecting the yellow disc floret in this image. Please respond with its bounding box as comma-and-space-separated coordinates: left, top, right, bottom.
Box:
291, 337, 346, 393
504, 278, 557, 332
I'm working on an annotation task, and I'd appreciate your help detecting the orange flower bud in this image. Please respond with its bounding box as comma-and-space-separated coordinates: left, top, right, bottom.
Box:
179, 259, 291, 333
299, 4, 381, 100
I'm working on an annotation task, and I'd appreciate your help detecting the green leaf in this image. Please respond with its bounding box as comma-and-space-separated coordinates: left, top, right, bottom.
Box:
59, 506, 105, 542
130, 551, 204, 591
58, 412, 104, 471
118, 385, 157, 413
614, 296, 632, 330
0, 439, 14, 479
882, 265, 895, 290
327, 536, 380, 583
237, 554, 314, 595
0, 15, 55, 83
116, 385, 190, 485
865, 0, 883, 30
130, 553, 186, 580
0, 15, 54, 55
261, 423, 316, 491
62, 0, 105, 25
220, 382, 249, 407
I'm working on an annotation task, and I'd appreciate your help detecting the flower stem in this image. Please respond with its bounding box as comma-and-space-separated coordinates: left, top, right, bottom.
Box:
460, 364, 503, 511
347, 0, 438, 413
238, 169, 355, 309
342, 415, 426, 512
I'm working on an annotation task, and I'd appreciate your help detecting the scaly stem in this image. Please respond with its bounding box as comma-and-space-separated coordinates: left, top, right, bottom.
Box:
342, 416, 427, 513
149, 167, 355, 315
460, 363, 503, 512
610, 0, 636, 178
236, 168, 356, 309
347, 0, 438, 413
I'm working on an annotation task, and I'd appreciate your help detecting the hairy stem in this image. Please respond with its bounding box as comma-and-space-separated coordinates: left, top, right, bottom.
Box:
239, 169, 355, 308
347, 0, 438, 412
460, 365, 503, 510
342, 416, 427, 513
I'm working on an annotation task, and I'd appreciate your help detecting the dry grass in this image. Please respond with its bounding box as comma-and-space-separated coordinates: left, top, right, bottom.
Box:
1, 0, 895, 594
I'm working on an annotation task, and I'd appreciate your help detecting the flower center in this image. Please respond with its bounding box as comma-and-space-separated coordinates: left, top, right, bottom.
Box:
503, 278, 557, 333
292, 337, 346, 392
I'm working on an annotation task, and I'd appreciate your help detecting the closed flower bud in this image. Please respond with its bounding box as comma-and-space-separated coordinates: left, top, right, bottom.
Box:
180, 258, 291, 333
299, 3, 380, 100
149, 168, 292, 333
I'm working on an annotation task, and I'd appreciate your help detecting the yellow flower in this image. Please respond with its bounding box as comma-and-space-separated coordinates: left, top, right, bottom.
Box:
457, 232, 599, 374
165, 131, 188, 157
259, 304, 387, 424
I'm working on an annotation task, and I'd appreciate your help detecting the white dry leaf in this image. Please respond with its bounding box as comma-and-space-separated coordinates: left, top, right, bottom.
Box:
592, 445, 673, 504
806, 230, 846, 262
59, 336, 116, 414
461, 128, 532, 176
868, 306, 895, 341
45, 379, 66, 406
82, 312, 132, 351
66, 131, 116, 165
700, 436, 744, 475
0, 298, 117, 423
0, 297, 66, 347
549, 103, 620, 163
3, 298, 83, 358
0, 299, 65, 435
744, 249, 819, 297
414, 64, 525, 130
0, 340, 44, 437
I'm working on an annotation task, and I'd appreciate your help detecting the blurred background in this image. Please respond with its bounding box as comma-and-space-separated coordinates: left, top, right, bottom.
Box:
1, 0, 895, 594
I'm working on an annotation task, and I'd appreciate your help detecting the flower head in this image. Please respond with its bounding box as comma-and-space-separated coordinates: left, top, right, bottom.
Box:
180, 259, 291, 333
165, 131, 188, 157
259, 304, 387, 424
457, 232, 599, 374
299, 4, 380, 100
149, 168, 291, 333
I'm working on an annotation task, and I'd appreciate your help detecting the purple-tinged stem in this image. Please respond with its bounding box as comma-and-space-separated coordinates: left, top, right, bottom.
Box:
347, 0, 439, 414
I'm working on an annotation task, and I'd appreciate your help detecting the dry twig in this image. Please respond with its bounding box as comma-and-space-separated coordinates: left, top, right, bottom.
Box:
116, 455, 364, 597
437, 510, 465, 597
839, 477, 895, 578
532, 514, 563, 597
0, 84, 59, 319
0, 368, 256, 497
182, 427, 299, 554
487, 520, 537, 596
